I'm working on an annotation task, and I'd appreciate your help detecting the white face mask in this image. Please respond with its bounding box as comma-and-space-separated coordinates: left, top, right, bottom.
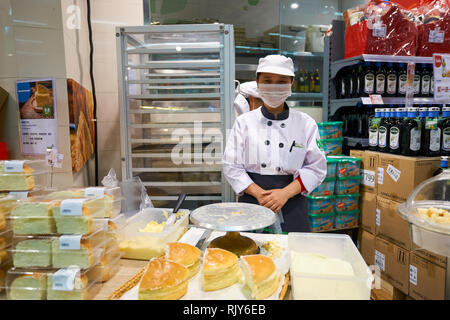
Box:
258, 83, 292, 108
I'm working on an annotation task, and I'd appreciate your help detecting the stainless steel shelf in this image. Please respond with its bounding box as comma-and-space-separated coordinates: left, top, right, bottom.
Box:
128, 59, 221, 69
128, 93, 221, 99
129, 122, 221, 129
131, 153, 221, 161
144, 71, 221, 77
131, 138, 219, 144
127, 42, 222, 54
129, 108, 221, 114
129, 78, 221, 84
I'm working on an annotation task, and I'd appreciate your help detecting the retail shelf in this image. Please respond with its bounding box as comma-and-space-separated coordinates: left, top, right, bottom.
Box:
144, 85, 220, 90
129, 122, 221, 129
129, 108, 221, 114
128, 78, 221, 84
330, 97, 439, 114
281, 51, 324, 58
344, 137, 369, 148
330, 54, 434, 79
128, 93, 221, 99
132, 167, 221, 173
127, 59, 221, 69
142, 181, 222, 187
289, 92, 323, 100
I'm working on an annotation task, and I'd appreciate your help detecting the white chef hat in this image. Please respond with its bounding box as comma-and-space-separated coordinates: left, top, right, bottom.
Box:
256, 55, 295, 77
238, 81, 260, 99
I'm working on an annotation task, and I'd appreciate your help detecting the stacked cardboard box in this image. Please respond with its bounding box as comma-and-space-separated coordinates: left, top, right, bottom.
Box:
353, 150, 447, 300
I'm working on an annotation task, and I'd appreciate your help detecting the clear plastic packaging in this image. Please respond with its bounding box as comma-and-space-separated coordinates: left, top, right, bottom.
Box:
90, 246, 122, 283
0, 227, 13, 250
320, 138, 343, 156
306, 195, 335, 215
335, 194, 360, 212
330, 156, 362, 178
0, 194, 18, 218
335, 210, 360, 229
310, 178, 336, 197
0, 160, 50, 191
308, 213, 335, 232
9, 227, 106, 269
317, 122, 343, 139
288, 233, 373, 300
10, 196, 110, 236
397, 170, 450, 256
335, 176, 361, 195
119, 208, 189, 260
325, 158, 338, 178
6, 265, 103, 300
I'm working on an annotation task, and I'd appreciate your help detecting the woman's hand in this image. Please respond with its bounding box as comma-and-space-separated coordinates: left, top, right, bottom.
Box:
260, 189, 289, 213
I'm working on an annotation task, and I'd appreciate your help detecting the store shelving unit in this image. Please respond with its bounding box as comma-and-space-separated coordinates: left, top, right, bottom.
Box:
116, 24, 235, 209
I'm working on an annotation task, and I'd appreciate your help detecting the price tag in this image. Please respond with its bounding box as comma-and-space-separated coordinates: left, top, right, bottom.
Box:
60, 199, 86, 216
429, 28, 444, 43
386, 164, 401, 182
9, 191, 28, 200
409, 265, 418, 285
376, 208, 381, 226
369, 94, 384, 105
378, 168, 384, 185
362, 169, 375, 188
372, 23, 387, 38
375, 250, 385, 271
361, 97, 372, 105
59, 235, 82, 250
84, 187, 105, 198
52, 267, 80, 291
4, 161, 24, 173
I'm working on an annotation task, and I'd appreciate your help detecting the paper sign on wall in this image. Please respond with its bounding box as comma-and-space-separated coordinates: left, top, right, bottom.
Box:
16, 78, 58, 156
433, 54, 450, 102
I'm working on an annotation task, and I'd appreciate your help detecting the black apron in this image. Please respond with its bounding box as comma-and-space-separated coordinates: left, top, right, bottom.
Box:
238, 172, 311, 233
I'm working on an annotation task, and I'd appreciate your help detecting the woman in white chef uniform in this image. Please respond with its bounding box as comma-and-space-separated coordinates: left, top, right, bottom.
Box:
223, 55, 327, 232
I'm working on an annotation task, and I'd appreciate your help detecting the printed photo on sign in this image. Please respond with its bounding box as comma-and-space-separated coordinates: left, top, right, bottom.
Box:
16, 78, 58, 155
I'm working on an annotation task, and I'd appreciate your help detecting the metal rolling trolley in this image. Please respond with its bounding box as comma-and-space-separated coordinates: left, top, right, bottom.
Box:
116, 24, 236, 210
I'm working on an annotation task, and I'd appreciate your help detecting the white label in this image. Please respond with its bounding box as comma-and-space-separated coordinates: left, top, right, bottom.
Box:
52, 267, 80, 291
369, 94, 384, 105
386, 74, 397, 94
429, 29, 444, 43
410, 128, 421, 151
430, 76, 434, 94
361, 97, 372, 105
60, 199, 86, 216
413, 75, 421, 94
373, 23, 387, 38
84, 187, 105, 198
364, 74, 375, 94
399, 75, 408, 94
9, 191, 28, 200
362, 169, 376, 188
430, 128, 441, 151
389, 127, 400, 149
375, 250, 385, 271
4, 161, 25, 173
378, 168, 384, 185
409, 265, 418, 285
376, 74, 385, 94
59, 235, 82, 250
421, 75, 431, 95
369, 129, 379, 146
443, 128, 450, 151
386, 164, 401, 182
378, 127, 387, 148
376, 208, 381, 226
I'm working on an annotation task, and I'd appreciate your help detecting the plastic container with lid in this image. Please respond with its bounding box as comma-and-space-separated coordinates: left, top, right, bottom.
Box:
310, 178, 336, 197
308, 212, 335, 232
5, 265, 103, 300
0, 227, 13, 250
10, 196, 110, 236
397, 170, 450, 257
306, 195, 335, 215
119, 208, 189, 260
320, 138, 343, 156
335, 210, 360, 229
335, 176, 361, 195
335, 194, 360, 212
325, 157, 338, 178
317, 122, 344, 139
0, 160, 50, 191
329, 156, 362, 178
288, 233, 373, 300
9, 227, 106, 269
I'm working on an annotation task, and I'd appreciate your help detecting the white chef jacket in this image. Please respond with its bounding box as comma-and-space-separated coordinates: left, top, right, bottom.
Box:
223, 105, 327, 196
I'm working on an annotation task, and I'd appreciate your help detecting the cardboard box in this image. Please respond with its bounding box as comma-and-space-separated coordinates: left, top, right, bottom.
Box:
376, 196, 411, 250
409, 253, 446, 300
375, 236, 410, 295
360, 192, 377, 234
0, 86, 8, 112
358, 229, 376, 266
350, 150, 379, 194
412, 244, 447, 269
377, 153, 440, 202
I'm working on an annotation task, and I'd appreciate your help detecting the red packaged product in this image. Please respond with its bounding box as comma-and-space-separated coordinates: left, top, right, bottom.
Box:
416, 0, 450, 56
